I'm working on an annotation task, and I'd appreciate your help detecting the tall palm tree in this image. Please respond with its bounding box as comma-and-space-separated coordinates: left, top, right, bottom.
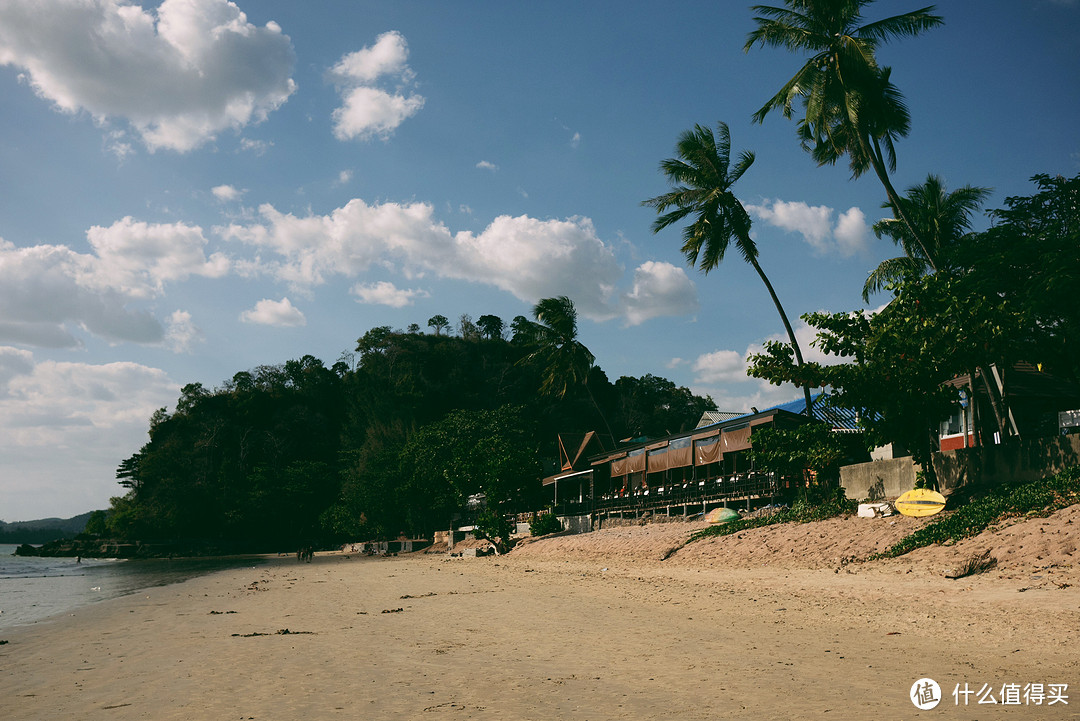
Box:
525, 296, 613, 436
642, 121, 814, 416
862, 174, 991, 300
745, 0, 943, 265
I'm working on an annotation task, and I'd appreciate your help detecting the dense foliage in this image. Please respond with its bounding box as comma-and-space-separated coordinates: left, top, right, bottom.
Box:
750, 423, 870, 489
749, 173, 1080, 488
101, 316, 714, 549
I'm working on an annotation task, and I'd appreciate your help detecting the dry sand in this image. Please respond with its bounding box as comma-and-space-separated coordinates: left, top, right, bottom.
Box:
2, 507, 1078, 720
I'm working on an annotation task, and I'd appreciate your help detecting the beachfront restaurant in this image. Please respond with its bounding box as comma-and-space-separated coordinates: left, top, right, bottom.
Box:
545, 401, 823, 519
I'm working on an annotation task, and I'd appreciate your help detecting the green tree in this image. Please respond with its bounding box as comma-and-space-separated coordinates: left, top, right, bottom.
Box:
750, 423, 869, 498
863, 174, 991, 300
427, 314, 450, 336
397, 406, 542, 536
477, 314, 505, 340
749, 268, 1027, 489
642, 121, 813, 416
745, 0, 944, 261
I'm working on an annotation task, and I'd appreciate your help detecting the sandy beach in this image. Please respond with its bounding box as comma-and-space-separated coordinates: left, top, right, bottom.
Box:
2, 509, 1078, 720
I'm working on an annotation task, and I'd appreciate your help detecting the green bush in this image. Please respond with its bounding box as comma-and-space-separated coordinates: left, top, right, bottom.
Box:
875, 465, 1080, 559
529, 513, 563, 536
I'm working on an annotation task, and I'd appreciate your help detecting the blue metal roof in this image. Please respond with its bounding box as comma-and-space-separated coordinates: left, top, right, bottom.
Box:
730, 392, 862, 431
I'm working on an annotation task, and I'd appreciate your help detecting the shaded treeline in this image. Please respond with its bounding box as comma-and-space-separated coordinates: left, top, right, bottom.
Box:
105, 320, 714, 549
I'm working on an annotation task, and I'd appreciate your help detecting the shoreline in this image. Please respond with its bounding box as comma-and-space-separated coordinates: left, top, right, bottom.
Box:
1, 515, 1078, 719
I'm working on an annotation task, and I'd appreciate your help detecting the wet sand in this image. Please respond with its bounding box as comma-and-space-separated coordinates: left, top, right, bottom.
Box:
1, 510, 1078, 720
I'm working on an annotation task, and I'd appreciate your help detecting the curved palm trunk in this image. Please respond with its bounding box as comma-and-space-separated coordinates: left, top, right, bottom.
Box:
865, 136, 937, 272
746, 254, 814, 417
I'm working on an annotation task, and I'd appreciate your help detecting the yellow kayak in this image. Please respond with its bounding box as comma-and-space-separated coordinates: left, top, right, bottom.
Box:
895, 488, 947, 517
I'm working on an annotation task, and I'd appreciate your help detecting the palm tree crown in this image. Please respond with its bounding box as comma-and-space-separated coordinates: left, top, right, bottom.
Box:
527, 296, 596, 400
746, 0, 943, 263
643, 122, 759, 271
863, 174, 991, 299
643, 121, 814, 416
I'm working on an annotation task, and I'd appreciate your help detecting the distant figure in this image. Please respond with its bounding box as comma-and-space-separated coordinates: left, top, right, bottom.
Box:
76, 556, 81, 564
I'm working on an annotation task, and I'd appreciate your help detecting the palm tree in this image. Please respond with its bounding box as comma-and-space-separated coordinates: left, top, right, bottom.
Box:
745, 0, 943, 265
862, 174, 991, 300
642, 121, 813, 416
524, 296, 613, 436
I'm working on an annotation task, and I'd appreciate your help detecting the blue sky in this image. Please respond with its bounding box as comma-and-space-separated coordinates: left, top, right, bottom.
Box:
1, 0, 1077, 521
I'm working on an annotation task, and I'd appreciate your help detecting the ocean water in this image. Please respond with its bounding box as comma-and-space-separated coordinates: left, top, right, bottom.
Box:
0, 544, 264, 632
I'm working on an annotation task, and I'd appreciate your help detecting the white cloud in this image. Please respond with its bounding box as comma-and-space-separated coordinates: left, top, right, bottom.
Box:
834, 207, 869, 256
692, 349, 748, 385
212, 184, 244, 202
164, 310, 204, 353
330, 30, 412, 84
476, 160, 498, 172
330, 31, 424, 141
221, 199, 701, 325
85, 217, 230, 298
570, 131, 582, 149
0, 0, 296, 152
0, 350, 179, 519
351, 281, 428, 308
0, 238, 164, 347
620, 261, 699, 326
746, 199, 870, 257
239, 297, 306, 327
338, 170, 353, 185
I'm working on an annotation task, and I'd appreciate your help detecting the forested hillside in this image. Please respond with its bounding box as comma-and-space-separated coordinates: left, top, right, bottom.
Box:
103, 312, 715, 549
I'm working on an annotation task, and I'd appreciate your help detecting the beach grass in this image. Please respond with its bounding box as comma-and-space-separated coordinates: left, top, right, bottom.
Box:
688, 492, 856, 543
874, 465, 1080, 559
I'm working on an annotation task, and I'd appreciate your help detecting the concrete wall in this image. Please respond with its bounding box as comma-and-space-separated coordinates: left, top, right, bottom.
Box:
934, 435, 1080, 493
556, 514, 593, 535
840, 456, 915, 500
841, 435, 1080, 500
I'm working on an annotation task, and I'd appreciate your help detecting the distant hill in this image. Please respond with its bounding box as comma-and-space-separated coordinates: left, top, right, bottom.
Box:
0, 512, 95, 544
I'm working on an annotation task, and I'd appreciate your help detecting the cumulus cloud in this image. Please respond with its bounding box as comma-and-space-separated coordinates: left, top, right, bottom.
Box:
620, 261, 699, 326
329, 31, 424, 141
476, 160, 498, 172
164, 310, 204, 353
0, 218, 230, 349
84, 217, 230, 298
0, 0, 296, 152
351, 281, 428, 308
221, 199, 696, 325
0, 350, 179, 518
746, 199, 870, 257
0, 239, 164, 347
212, 184, 244, 202
239, 297, 306, 327
692, 350, 748, 385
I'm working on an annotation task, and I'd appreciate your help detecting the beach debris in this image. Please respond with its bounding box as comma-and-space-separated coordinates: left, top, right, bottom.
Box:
945, 550, 997, 579
0, 640, 8, 645
399, 592, 437, 599
857, 502, 894, 518
231, 629, 314, 637
382, 607, 404, 614
208, 610, 237, 615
